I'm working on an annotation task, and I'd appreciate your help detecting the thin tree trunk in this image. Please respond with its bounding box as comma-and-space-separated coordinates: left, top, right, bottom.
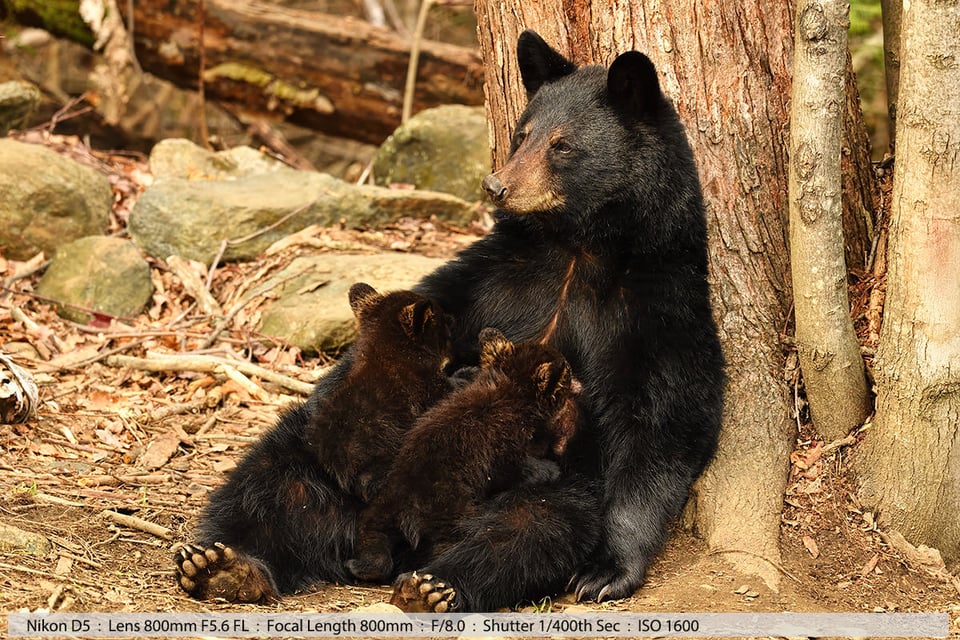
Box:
857, 0, 960, 565
475, 0, 796, 588
879, 0, 902, 149
789, 0, 871, 442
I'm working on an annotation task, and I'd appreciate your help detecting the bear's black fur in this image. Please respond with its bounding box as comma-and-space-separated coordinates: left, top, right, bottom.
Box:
176, 30, 725, 612
345, 329, 580, 586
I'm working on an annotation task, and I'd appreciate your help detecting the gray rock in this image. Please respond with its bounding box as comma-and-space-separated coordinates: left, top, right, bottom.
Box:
129, 143, 478, 263
0, 139, 113, 260
258, 253, 445, 353
373, 105, 490, 202
148, 138, 288, 179
0, 80, 41, 133
0, 522, 51, 556
36, 236, 154, 324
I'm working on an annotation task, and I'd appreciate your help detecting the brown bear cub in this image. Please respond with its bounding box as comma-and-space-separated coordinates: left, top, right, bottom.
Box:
346, 328, 580, 587
306, 282, 452, 502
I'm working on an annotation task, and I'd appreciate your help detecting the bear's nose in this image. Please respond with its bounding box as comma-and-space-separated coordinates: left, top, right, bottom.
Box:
482, 174, 507, 202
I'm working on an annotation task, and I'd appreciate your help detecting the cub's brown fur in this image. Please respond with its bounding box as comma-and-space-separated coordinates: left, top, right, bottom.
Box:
346, 328, 580, 583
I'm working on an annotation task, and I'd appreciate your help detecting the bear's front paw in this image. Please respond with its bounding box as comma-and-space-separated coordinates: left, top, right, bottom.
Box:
570, 561, 645, 603
174, 543, 276, 603
345, 555, 393, 583
390, 571, 459, 612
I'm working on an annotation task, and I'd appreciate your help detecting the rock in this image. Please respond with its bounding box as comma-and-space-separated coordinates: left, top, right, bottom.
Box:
129, 140, 478, 264
258, 253, 445, 353
148, 138, 288, 179
374, 105, 490, 202
0, 80, 41, 133
35, 237, 154, 324
0, 522, 51, 556
0, 139, 113, 260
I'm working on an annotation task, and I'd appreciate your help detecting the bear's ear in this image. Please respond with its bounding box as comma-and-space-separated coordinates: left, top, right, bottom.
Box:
517, 30, 577, 98
607, 51, 662, 118
479, 327, 513, 367
399, 300, 437, 340
533, 359, 573, 401
348, 282, 382, 318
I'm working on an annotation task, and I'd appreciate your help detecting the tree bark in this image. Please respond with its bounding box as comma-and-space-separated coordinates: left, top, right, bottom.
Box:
856, 0, 960, 566
475, 0, 797, 588
3, 0, 484, 144
789, 0, 871, 442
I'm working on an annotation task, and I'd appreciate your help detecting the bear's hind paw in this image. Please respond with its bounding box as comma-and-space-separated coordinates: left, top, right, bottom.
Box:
390, 571, 459, 613
174, 542, 276, 604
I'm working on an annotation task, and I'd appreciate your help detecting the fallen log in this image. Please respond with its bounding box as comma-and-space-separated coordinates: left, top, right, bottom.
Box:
3, 0, 485, 144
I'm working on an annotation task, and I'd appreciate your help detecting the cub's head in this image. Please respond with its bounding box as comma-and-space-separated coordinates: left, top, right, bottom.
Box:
478, 328, 581, 454
482, 30, 691, 220
348, 283, 449, 362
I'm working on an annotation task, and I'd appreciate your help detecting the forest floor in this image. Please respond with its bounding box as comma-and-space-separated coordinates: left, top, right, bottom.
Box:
1, 133, 958, 639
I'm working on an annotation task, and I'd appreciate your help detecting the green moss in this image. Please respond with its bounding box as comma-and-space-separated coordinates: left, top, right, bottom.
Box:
204, 62, 333, 112
3, 0, 94, 47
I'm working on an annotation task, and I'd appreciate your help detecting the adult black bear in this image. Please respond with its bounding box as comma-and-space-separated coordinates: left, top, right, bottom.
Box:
174, 283, 450, 602
346, 329, 581, 589
175, 30, 724, 611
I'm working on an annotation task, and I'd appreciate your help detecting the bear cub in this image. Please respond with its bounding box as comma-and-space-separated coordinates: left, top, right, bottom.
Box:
306, 282, 451, 501
346, 328, 580, 584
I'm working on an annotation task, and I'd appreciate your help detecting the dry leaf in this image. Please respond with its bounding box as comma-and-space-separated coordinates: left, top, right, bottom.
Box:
860, 553, 880, 576
802, 534, 820, 558
139, 435, 181, 470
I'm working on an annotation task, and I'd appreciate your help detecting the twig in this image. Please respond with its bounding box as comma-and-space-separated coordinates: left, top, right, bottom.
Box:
197, 0, 211, 149
104, 353, 316, 396
206, 240, 228, 290
100, 510, 172, 540
0, 561, 104, 589
2, 259, 50, 288
707, 548, 802, 584
402, 0, 434, 123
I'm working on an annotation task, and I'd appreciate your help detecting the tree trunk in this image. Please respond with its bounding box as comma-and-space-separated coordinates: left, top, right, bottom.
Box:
856, 0, 960, 566
879, 0, 902, 149
789, 0, 871, 442
475, 0, 797, 588
3, 0, 484, 144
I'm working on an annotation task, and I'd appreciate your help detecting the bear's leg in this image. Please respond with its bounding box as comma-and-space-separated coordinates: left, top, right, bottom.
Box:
391, 479, 601, 612
178, 401, 361, 601
346, 528, 397, 582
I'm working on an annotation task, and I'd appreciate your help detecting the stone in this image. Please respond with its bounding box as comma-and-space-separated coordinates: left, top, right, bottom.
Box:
373, 105, 490, 202
35, 236, 154, 324
129, 165, 478, 263
0, 522, 51, 556
0, 139, 113, 260
258, 253, 446, 353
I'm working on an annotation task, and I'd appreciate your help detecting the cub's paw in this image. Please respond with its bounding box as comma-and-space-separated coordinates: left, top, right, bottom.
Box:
174, 543, 276, 604
389, 571, 459, 613
345, 555, 393, 583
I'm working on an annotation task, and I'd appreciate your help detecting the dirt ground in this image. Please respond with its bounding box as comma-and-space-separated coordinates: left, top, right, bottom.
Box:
1, 134, 958, 638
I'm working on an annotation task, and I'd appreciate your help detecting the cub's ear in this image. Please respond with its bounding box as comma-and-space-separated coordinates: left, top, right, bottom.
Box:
517, 30, 577, 98
479, 327, 513, 367
534, 359, 573, 401
607, 51, 662, 118
348, 282, 383, 317
399, 300, 438, 340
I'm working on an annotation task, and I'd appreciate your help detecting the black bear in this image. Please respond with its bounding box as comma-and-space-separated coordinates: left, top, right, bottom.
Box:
176, 29, 725, 612
346, 329, 580, 588
306, 282, 451, 502
174, 283, 450, 602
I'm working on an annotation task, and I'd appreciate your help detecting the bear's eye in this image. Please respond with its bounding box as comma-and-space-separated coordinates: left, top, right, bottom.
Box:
550, 138, 573, 154
512, 130, 528, 147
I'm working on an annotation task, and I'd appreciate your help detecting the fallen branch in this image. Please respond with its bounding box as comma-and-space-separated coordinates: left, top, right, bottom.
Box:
104, 353, 316, 396
100, 510, 172, 540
